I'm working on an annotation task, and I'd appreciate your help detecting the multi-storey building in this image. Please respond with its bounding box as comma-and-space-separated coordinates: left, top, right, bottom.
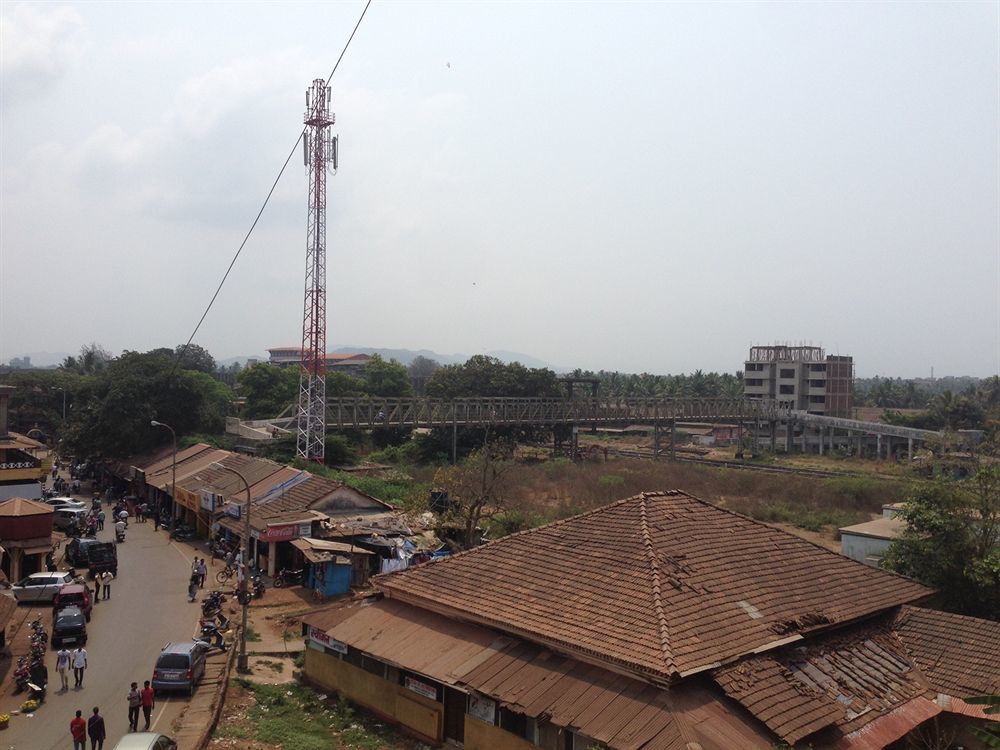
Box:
743, 345, 853, 417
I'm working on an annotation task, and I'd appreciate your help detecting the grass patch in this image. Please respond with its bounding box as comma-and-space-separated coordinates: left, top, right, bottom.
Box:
224, 680, 402, 750
245, 625, 262, 642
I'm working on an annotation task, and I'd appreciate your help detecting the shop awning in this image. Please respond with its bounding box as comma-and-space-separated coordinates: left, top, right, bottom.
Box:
291, 537, 372, 564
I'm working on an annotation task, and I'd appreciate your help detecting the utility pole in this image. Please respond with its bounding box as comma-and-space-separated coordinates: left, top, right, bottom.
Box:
296, 78, 338, 463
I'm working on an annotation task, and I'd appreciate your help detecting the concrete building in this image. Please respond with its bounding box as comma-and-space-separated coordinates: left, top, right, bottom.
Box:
839, 516, 906, 566
0, 386, 46, 501
743, 345, 854, 417
267, 347, 371, 376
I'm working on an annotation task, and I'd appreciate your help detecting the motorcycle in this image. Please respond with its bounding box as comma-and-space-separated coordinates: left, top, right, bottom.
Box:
201, 590, 227, 616
272, 568, 303, 588
198, 620, 228, 651
13, 657, 30, 693
115, 526, 126, 543
171, 524, 194, 541
252, 574, 265, 599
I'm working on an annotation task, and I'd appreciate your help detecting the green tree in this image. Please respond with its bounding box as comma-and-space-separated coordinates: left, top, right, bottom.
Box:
883, 466, 1000, 619
173, 343, 216, 373
236, 363, 299, 419
62, 350, 234, 459
363, 355, 413, 397
60, 343, 112, 375
325, 371, 366, 397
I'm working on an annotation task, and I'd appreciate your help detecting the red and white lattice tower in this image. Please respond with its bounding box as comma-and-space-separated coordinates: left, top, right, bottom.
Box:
296, 78, 338, 461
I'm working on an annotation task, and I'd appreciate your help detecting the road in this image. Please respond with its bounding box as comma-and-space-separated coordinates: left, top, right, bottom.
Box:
2, 513, 205, 749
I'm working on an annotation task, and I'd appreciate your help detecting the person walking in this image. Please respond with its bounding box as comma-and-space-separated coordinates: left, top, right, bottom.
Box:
126, 682, 141, 732
140, 680, 155, 730
93, 575, 101, 603
97, 509, 105, 531
197, 558, 207, 588
70, 709, 87, 750
72, 646, 88, 688
87, 706, 106, 750
188, 572, 199, 603
99, 570, 113, 600
56, 646, 71, 691
153, 511, 160, 531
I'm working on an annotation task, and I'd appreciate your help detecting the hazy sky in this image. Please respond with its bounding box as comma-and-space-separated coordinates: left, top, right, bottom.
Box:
1, 1, 997, 377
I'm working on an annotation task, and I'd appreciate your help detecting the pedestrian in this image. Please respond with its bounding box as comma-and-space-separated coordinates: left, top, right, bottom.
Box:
56, 646, 71, 691
72, 646, 88, 687
93, 575, 101, 602
136, 503, 144, 523
126, 681, 141, 732
140, 680, 155, 730
188, 572, 199, 603
100, 570, 113, 600
118, 509, 128, 527
97, 509, 105, 531
87, 706, 106, 750
70, 709, 87, 750
197, 558, 207, 588
46, 550, 57, 572
153, 512, 160, 531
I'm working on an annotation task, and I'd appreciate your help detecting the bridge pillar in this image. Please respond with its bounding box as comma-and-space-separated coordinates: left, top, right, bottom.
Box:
769, 421, 777, 452
653, 422, 660, 461
670, 418, 676, 459
801, 427, 807, 453
908, 437, 913, 460
818, 426, 824, 456
877, 434, 882, 460
571, 425, 579, 462
785, 419, 794, 453
451, 418, 458, 465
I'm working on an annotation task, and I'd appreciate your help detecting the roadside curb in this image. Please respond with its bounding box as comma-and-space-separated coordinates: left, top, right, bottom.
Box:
191, 631, 237, 750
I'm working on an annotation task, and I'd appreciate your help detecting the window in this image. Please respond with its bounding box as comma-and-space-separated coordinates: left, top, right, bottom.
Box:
808, 380, 826, 388
343, 648, 363, 668
779, 368, 795, 379
745, 379, 764, 387
810, 363, 827, 372
809, 395, 825, 403
745, 363, 764, 372
361, 655, 386, 678
779, 385, 795, 395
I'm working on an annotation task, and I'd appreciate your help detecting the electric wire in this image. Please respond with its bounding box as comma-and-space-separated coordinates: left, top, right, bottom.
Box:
174, 0, 372, 371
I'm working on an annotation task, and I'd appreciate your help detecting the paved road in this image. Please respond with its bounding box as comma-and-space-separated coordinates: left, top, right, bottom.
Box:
2, 514, 206, 750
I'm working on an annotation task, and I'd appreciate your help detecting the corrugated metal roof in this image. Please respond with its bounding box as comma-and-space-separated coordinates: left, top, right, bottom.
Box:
834, 696, 941, 750
145, 448, 231, 490
838, 517, 906, 540
377, 491, 932, 682
141, 444, 216, 477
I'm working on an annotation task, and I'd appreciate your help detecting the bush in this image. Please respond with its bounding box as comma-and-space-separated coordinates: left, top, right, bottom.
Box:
323, 434, 357, 467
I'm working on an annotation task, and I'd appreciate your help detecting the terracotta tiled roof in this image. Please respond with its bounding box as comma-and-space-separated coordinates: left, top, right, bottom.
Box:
893, 605, 1000, 696
377, 491, 932, 681
302, 598, 773, 750
0, 497, 53, 516
255, 475, 345, 514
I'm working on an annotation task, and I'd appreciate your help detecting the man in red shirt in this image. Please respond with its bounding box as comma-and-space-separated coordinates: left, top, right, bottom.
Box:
70, 709, 86, 750
140, 680, 155, 730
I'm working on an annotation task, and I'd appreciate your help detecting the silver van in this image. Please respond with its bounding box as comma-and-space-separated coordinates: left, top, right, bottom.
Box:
12, 571, 74, 603
53, 508, 87, 532
151, 641, 208, 696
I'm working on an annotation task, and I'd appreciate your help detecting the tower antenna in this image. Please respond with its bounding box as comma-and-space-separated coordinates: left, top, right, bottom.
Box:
296, 78, 338, 462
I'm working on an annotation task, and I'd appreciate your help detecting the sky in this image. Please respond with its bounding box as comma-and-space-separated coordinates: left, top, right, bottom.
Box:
1, 1, 997, 378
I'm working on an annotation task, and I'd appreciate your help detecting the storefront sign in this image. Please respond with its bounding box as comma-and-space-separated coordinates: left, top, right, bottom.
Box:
226, 503, 242, 520
404, 676, 438, 701
308, 627, 347, 654
258, 522, 305, 542
200, 490, 221, 512
468, 694, 496, 724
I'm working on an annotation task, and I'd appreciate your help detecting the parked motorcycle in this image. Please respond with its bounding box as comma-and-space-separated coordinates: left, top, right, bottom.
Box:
198, 620, 228, 651
251, 573, 265, 599
272, 568, 304, 588
13, 657, 30, 693
201, 590, 227, 614
171, 524, 195, 541
115, 526, 126, 543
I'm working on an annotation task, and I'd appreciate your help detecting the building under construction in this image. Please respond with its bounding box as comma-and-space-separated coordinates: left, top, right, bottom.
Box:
743, 345, 854, 417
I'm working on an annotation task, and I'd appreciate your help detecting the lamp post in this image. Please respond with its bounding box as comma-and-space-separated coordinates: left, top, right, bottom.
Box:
54, 387, 67, 421
150, 420, 177, 528
212, 462, 251, 674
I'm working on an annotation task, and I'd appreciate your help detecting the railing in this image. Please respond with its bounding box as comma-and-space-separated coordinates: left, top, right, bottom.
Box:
306, 397, 795, 429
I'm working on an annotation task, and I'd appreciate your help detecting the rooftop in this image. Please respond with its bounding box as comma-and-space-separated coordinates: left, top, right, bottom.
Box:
0, 497, 53, 517
839, 516, 907, 540
377, 491, 932, 682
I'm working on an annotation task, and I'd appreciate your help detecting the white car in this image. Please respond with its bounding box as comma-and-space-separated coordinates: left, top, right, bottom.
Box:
43, 497, 87, 512
111, 734, 177, 750
11, 571, 74, 603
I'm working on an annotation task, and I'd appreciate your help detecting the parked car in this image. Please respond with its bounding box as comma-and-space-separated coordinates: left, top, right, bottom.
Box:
12, 572, 74, 603
43, 497, 87, 512
87, 542, 118, 578
66, 537, 102, 567
52, 583, 93, 621
111, 733, 177, 750
53, 508, 88, 533
52, 605, 87, 647
151, 641, 208, 696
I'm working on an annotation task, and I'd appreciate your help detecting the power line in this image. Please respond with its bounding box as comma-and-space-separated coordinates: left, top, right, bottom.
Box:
175, 0, 373, 371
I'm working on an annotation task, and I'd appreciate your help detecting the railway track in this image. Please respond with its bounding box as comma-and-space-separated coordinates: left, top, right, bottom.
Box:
608, 447, 861, 479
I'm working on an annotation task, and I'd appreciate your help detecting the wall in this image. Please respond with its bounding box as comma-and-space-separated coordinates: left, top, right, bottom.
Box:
840, 533, 891, 566
303, 647, 442, 742
465, 716, 541, 750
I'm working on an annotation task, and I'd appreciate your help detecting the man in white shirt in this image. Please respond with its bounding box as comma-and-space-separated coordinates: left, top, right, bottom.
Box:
72, 646, 88, 688
56, 647, 71, 691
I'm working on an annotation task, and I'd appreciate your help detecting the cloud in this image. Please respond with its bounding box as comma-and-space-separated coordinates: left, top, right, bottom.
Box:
0, 4, 85, 104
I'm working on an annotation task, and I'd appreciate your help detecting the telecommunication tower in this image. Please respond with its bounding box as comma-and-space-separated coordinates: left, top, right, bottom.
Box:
296, 78, 339, 461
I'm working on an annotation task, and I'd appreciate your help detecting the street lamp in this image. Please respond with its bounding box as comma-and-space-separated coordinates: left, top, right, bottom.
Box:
211, 462, 251, 674
150, 420, 178, 528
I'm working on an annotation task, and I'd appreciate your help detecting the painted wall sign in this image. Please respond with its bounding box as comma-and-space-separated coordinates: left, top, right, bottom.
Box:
308, 627, 347, 654
404, 676, 438, 701
469, 694, 496, 724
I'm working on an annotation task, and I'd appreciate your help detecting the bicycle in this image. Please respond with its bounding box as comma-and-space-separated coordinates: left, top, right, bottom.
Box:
215, 564, 237, 584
